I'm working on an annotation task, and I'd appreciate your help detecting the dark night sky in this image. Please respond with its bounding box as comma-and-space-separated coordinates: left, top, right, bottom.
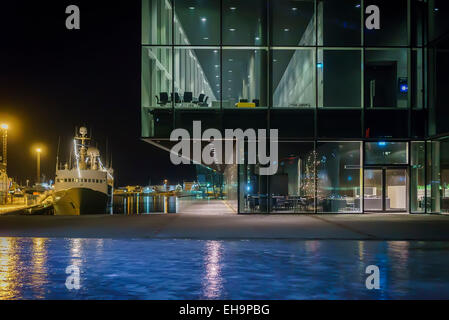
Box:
0, 1, 195, 186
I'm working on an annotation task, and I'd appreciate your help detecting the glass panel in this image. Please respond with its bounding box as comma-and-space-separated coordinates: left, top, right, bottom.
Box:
272, 0, 315, 46
428, 0, 449, 43
364, 0, 408, 46
386, 169, 408, 211
412, 49, 423, 110
222, 0, 268, 46
222, 48, 268, 109
365, 49, 408, 109
272, 49, 316, 109
224, 164, 238, 212
317, 142, 362, 213
174, 47, 220, 109
427, 141, 440, 213
318, 0, 362, 46
365, 142, 408, 165
142, 47, 173, 110
411, 0, 425, 47
174, 0, 220, 45
441, 138, 449, 214
318, 49, 362, 108
411, 142, 425, 213
271, 142, 316, 213
142, 0, 172, 45
364, 169, 383, 211
239, 164, 268, 213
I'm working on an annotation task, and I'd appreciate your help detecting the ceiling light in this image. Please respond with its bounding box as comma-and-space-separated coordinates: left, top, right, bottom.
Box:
228, 80, 232, 82
228, 70, 232, 73
355, 4, 361, 8
189, 7, 195, 10
230, 7, 236, 10
216, 75, 219, 78
255, 37, 260, 41
292, 7, 298, 11
201, 17, 207, 22
273, 59, 277, 62
229, 28, 236, 32
213, 50, 218, 53
216, 84, 220, 87
203, 37, 209, 40
284, 28, 290, 32
228, 58, 233, 62
215, 65, 219, 68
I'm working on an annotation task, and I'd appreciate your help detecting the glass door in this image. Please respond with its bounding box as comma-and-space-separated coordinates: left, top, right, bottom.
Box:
364, 167, 408, 212
364, 169, 383, 211
385, 168, 408, 212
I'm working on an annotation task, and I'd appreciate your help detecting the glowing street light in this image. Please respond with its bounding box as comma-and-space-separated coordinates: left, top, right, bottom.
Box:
1, 123, 8, 174
36, 147, 42, 184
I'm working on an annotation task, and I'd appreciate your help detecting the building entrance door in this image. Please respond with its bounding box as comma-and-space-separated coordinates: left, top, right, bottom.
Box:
364, 167, 408, 212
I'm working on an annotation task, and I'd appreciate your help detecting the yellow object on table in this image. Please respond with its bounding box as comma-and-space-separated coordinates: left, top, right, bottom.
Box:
236, 102, 256, 108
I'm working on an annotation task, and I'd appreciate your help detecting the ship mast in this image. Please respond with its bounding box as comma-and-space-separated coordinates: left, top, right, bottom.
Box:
75, 127, 91, 170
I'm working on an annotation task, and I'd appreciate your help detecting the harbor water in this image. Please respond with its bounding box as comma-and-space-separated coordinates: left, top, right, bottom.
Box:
1, 239, 449, 300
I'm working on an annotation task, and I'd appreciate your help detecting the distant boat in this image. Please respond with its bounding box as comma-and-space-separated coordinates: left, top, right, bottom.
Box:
53, 127, 114, 215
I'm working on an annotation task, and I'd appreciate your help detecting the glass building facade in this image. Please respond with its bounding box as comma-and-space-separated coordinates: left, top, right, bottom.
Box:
142, 0, 449, 214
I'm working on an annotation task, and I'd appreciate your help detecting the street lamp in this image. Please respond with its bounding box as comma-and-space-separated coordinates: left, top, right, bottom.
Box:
36, 148, 42, 184
0, 124, 8, 174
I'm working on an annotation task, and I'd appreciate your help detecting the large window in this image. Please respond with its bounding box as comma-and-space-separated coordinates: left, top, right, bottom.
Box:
364, 0, 408, 46
174, 0, 220, 45
142, 46, 173, 110
318, 49, 362, 108
142, 0, 172, 45
318, 0, 362, 46
270, 142, 316, 213
271, 0, 315, 46
222, 48, 268, 109
174, 47, 220, 109
222, 0, 268, 46
272, 49, 316, 109
364, 49, 408, 109
317, 142, 362, 213
365, 142, 408, 165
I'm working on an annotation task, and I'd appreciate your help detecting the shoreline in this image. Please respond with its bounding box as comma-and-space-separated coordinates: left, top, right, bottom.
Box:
1, 214, 449, 240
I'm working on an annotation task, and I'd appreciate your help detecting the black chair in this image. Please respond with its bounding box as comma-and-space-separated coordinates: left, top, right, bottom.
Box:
199, 96, 209, 107
194, 94, 205, 104
171, 92, 181, 104
239, 99, 248, 103
155, 92, 169, 106
252, 99, 260, 107
183, 92, 193, 103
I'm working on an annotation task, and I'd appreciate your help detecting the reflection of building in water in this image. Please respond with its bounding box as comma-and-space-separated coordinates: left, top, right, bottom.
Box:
202, 241, 224, 299
141, 0, 449, 215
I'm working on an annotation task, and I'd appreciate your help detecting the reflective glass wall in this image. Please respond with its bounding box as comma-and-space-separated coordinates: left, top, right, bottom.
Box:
141, 0, 435, 213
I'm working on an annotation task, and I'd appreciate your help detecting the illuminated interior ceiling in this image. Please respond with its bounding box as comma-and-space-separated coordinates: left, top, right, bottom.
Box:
175, 0, 314, 97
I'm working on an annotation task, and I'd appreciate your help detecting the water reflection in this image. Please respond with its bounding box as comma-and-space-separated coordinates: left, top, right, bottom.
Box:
70, 239, 83, 269
31, 238, 48, 299
202, 241, 224, 299
0, 239, 449, 299
0, 238, 20, 299
113, 195, 177, 215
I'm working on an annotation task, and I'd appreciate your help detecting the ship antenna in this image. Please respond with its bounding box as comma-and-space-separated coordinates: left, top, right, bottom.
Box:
56, 136, 61, 171
106, 138, 109, 168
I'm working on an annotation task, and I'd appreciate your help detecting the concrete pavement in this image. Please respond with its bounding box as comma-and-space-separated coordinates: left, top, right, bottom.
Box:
0, 213, 449, 240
